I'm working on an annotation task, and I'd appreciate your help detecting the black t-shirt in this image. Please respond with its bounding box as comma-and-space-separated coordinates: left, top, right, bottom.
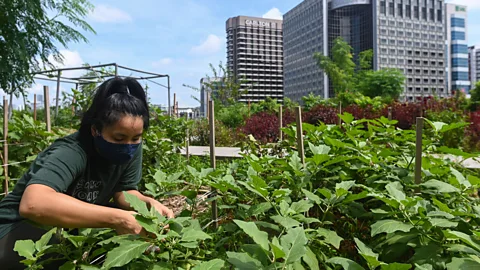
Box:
0, 132, 142, 239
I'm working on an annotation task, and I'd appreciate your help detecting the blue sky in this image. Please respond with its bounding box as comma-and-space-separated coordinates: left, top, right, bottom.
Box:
16, 0, 480, 109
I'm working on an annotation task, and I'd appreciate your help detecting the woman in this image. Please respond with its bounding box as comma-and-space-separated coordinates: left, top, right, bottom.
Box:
0, 77, 174, 268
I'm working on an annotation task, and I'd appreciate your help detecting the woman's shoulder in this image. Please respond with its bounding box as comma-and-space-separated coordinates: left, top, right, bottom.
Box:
40, 131, 89, 161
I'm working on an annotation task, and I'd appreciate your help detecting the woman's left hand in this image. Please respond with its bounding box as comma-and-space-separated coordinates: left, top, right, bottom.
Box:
150, 200, 175, 219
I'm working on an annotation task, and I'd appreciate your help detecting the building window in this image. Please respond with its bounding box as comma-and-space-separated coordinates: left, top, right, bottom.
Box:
451, 44, 468, 54
398, 3, 403, 17
380, 1, 386, 14
451, 31, 465, 40
437, 9, 442, 22
451, 18, 466, 28
452, 58, 468, 67
430, 8, 435, 21
406, 5, 412, 18
452, 72, 468, 81
389, 2, 394, 15
414, 6, 419, 19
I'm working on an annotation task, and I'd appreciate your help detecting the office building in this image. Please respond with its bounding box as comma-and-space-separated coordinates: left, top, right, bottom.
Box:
199, 77, 223, 117
283, 0, 447, 102
469, 45, 480, 89
226, 16, 284, 103
284, 0, 329, 101
446, 3, 470, 93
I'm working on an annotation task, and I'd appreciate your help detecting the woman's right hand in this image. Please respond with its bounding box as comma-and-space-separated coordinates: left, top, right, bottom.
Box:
112, 210, 145, 235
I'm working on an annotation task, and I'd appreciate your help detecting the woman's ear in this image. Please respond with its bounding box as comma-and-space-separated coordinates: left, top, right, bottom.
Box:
91, 126, 98, 137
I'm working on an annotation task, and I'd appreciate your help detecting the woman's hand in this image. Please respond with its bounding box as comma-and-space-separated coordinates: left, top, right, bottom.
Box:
112, 210, 145, 235
150, 201, 175, 219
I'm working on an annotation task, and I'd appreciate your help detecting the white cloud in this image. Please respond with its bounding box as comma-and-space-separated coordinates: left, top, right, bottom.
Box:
190, 34, 222, 55
262, 8, 283, 20
89, 4, 132, 23
446, 0, 480, 9
47, 50, 85, 77
152, 58, 173, 67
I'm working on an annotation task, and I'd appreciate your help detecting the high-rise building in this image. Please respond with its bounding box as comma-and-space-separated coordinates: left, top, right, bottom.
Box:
283, 0, 447, 102
469, 45, 480, 89
199, 77, 223, 117
445, 3, 470, 93
284, 0, 329, 101
226, 16, 284, 103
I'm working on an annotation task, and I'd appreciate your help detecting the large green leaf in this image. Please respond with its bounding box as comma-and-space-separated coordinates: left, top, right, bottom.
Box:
35, 228, 55, 252
355, 238, 381, 268
181, 227, 212, 242
302, 247, 319, 270
302, 189, 321, 204
445, 231, 480, 252
317, 228, 343, 249
327, 257, 365, 270
271, 215, 301, 228
123, 192, 150, 216
103, 241, 150, 269
446, 257, 480, 270
271, 236, 286, 259
291, 200, 314, 214
381, 263, 412, 270
420, 180, 460, 193
385, 182, 406, 202
192, 259, 225, 270
14, 239, 36, 260
233, 220, 270, 251
450, 167, 471, 189
226, 252, 263, 269
280, 227, 308, 265
428, 218, 458, 228
308, 143, 331, 155
448, 244, 480, 256
371, 220, 413, 237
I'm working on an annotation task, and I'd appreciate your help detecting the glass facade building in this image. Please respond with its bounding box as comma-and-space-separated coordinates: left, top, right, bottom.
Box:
283, 0, 448, 102
445, 4, 470, 93
469, 45, 480, 89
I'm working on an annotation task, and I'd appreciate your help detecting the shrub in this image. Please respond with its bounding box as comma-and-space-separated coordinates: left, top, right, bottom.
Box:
241, 112, 279, 143
303, 105, 338, 125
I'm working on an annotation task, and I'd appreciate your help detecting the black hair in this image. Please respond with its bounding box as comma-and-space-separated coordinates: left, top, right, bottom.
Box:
79, 77, 149, 139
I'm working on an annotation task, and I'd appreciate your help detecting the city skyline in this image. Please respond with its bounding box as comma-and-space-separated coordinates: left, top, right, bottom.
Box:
7, 0, 480, 108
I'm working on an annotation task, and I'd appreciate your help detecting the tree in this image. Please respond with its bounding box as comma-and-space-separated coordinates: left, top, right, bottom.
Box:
183, 62, 251, 107
468, 81, 480, 111
302, 93, 324, 111
313, 37, 356, 94
356, 68, 405, 100
0, 0, 96, 95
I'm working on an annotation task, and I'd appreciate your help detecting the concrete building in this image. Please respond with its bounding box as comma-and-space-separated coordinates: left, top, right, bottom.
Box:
284, 0, 329, 101
469, 45, 480, 89
283, 0, 447, 102
199, 77, 223, 117
226, 16, 284, 103
445, 3, 470, 93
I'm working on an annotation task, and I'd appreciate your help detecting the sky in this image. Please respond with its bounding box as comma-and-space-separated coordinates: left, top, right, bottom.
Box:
11, 0, 480, 109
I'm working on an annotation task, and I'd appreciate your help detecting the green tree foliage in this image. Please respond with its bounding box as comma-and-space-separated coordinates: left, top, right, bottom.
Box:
314, 38, 355, 94
468, 81, 480, 111
356, 68, 405, 100
302, 93, 324, 111
183, 62, 251, 107
250, 96, 281, 114
0, 0, 96, 94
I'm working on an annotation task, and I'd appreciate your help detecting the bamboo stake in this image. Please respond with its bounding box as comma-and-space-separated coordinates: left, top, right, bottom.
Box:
295, 106, 305, 166
415, 117, 424, 191
33, 94, 37, 121
3, 97, 8, 195
44, 86, 51, 132
209, 99, 218, 228
388, 107, 392, 121
279, 105, 283, 141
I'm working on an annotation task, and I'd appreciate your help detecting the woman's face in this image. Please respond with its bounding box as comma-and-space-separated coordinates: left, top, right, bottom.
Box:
92, 115, 144, 144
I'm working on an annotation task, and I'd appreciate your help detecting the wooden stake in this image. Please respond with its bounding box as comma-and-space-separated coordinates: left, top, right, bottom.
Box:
415, 117, 424, 190
176, 101, 179, 118
55, 70, 61, 122
338, 101, 342, 126
279, 105, 283, 141
295, 106, 305, 166
44, 86, 51, 132
388, 107, 392, 121
173, 93, 176, 118
33, 94, 37, 121
206, 92, 210, 120
209, 99, 218, 228
3, 97, 8, 195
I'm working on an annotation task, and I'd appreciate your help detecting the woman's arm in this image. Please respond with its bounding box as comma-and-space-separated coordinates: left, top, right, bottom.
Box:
19, 184, 143, 234
113, 190, 174, 218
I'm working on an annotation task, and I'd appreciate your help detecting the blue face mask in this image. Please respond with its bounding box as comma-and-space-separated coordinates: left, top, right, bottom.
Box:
93, 134, 141, 165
